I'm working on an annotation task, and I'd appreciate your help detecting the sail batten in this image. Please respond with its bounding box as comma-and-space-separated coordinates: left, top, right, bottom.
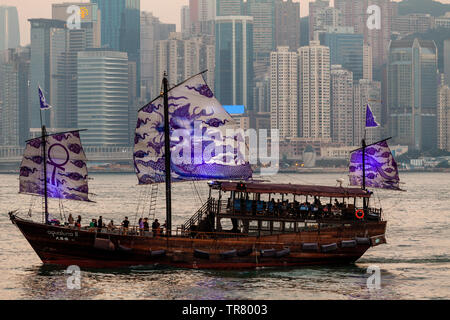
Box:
134, 74, 253, 184
349, 140, 401, 191
19, 131, 90, 201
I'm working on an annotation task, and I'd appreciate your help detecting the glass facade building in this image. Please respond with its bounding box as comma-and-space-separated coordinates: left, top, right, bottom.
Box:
215, 16, 254, 110
320, 31, 364, 81
91, 0, 140, 95
388, 39, 438, 150
0, 6, 20, 51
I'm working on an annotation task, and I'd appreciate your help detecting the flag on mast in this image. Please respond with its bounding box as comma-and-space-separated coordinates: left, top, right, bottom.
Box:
365, 104, 379, 128
38, 86, 52, 110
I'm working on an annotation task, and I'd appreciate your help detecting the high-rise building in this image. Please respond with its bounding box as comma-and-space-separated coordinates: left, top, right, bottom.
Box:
309, 0, 342, 41
189, 0, 216, 35
77, 50, 130, 147
388, 39, 438, 150
298, 41, 331, 139
181, 6, 191, 36
154, 33, 215, 94
392, 14, 434, 38
140, 12, 176, 100
0, 6, 20, 51
254, 75, 270, 113
444, 39, 450, 86
0, 47, 30, 146
215, 16, 254, 110
435, 12, 450, 29
52, 2, 101, 47
274, 0, 300, 52
330, 65, 354, 146
28, 19, 66, 129
91, 0, 140, 95
270, 46, 298, 138
246, 0, 275, 73
320, 29, 364, 81
437, 84, 450, 151
216, 0, 243, 16
354, 79, 382, 145
335, 0, 393, 70
363, 44, 373, 81
51, 3, 102, 131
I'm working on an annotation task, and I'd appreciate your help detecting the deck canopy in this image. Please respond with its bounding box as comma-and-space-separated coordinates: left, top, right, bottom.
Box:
214, 181, 371, 198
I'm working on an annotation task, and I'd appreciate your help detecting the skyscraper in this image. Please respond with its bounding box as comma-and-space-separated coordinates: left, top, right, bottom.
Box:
91, 0, 140, 95
0, 47, 30, 146
215, 16, 254, 110
216, 0, 243, 16
320, 29, 364, 81
309, 0, 342, 41
444, 39, 450, 86
388, 39, 438, 150
270, 46, 298, 138
246, 0, 275, 72
335, 0, 393, 70
28, 19, 66, 129
354, 79, 382, 145
330, 65, 354, 146
298, 41, 331, 139
154, 33, 215, 93
181, 6, 191, 35
190, 0, 216, 35
140, 12, 176, 100
274, 0, 301, 52
437, 84, 450, 151
0, 6, 20, 51
51, 3, 102, 130
77, 50, 130, 147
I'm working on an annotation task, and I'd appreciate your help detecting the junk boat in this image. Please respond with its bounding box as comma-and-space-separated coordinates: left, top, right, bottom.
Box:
9, 72, 402, 269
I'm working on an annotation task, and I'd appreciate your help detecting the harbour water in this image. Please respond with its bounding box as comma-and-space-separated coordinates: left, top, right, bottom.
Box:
0, 172, 449, 300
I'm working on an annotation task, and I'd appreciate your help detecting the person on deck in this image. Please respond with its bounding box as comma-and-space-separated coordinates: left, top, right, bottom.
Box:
76, 215, 82, 229
67, 214, 74, 227
98, 216, 103, 232
122, 217, 130, 235
138, 218, 144, 236
152, 219, 160, 237
107, 220, 115, 231
143, 218, 150, 233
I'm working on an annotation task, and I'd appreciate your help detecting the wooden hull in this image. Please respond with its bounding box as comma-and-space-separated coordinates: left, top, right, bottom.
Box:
10, 214, 386, 270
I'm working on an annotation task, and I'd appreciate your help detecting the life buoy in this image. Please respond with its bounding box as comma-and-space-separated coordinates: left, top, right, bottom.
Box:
355, 209, 365, 219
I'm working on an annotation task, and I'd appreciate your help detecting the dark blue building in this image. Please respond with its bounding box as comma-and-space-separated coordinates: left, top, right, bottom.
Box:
91, 0, 140, 95
320, 31, 364, 81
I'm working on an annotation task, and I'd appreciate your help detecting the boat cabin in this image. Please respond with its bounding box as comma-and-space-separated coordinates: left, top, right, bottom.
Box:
182, 181, 382, 237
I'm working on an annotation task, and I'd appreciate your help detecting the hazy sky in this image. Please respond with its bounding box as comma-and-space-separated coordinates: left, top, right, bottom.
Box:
1, 0, 450, 46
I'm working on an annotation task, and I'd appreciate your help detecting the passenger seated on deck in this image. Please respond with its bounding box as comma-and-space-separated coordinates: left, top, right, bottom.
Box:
76, 215, 82, 229
68, 214, 74, 226
107, 220, 115, 231
143, 218, 150, 232
267, 200, 275, 215
233, 199, 241, 212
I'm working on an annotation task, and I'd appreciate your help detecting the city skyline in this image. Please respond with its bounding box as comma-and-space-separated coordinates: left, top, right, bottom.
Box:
2, 0, 322, 46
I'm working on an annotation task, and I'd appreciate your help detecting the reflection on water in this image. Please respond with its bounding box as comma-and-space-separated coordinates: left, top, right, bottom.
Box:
1, 172, 449, 300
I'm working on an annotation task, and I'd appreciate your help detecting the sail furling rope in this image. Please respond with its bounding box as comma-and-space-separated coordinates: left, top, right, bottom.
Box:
134, 73, 253, 184
19, 131, 90, 201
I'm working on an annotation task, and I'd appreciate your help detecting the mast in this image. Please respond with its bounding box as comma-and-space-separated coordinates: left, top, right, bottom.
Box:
163, 75, 172, 235
362, 138, 367, 212
42, 125, 49, 224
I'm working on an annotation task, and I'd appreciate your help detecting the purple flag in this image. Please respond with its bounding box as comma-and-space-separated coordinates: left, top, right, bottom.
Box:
38, 86, 52, 110
366, 104, 379, 128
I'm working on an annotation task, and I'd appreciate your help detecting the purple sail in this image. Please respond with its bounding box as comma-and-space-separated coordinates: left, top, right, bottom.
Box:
19, 130, 90, 201
349, 140, 401, 190
134, 73, 253, 184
